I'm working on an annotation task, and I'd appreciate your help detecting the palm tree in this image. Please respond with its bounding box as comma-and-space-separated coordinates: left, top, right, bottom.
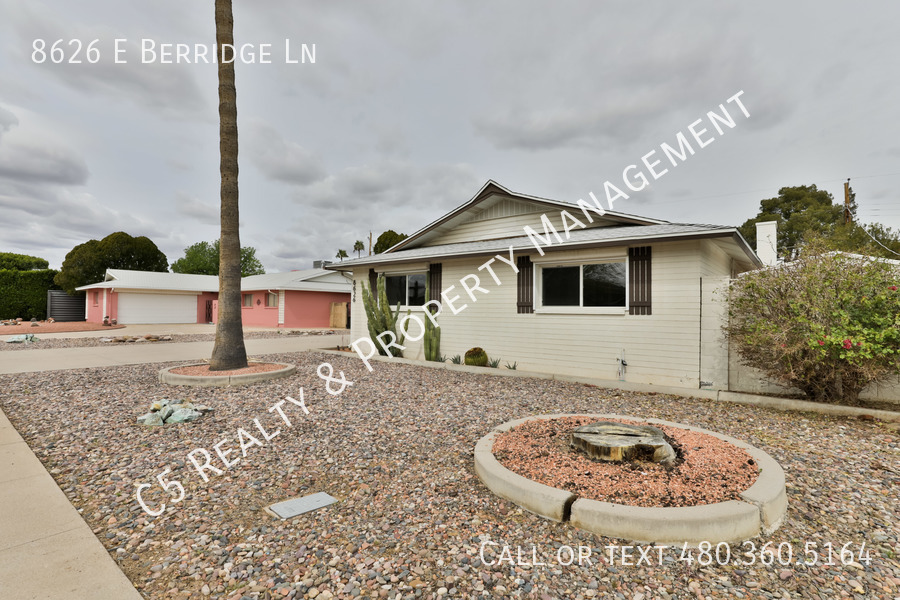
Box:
209, 0, 248, 370
335, 249, 349, 262
353, 240, 364, 258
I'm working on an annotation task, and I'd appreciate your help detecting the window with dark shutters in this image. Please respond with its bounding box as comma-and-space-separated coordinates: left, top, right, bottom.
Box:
516, 255, 534, 314
428, 263, 442, 302
628, 246, 652, 315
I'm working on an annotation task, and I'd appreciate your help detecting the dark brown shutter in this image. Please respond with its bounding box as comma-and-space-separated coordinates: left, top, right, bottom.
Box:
516, 256, 534, 314
628, 246, 652, 315
428, 263, 442, 302
368, 268, 377, 295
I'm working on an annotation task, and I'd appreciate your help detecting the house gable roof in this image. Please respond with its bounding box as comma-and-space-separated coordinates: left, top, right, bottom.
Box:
389, 179, 668, 252
332, 222, 761, 270
327, 180, 760, 270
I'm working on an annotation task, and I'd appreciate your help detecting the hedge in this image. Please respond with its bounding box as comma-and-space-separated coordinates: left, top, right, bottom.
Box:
0, 269, 60, 320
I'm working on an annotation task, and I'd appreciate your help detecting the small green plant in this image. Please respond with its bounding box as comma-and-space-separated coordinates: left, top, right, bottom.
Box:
488, 357, 501, 368
361, 274, 405, 357
438, 354, 448, 363
449, 354, 461, 364
464, 347, 488, 367
505, 361, 517, 370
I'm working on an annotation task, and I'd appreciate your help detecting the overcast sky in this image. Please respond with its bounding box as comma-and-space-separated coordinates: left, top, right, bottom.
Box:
1, 1, 898, 272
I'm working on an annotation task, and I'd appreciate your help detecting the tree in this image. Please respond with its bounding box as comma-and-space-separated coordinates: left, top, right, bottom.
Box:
725, 239, 900, 405
738, 185, 843, 261
353, 240, 365, 258
209, 0, 248, 371
373, 230, 408, 254
171, 240, 265, 276
739, 184, 900, 261
0, 252, 49, 271
54, 232, 168, 294
826, 222, 900, 260
335, 249, 348, 262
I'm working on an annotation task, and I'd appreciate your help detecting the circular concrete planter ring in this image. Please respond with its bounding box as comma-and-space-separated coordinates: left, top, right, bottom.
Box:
159, 362, 296, 387
475, 413, 787, 546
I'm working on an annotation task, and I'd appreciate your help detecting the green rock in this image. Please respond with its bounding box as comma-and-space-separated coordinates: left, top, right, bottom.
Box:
138, 412, 164, 426
165, 408, 202, 424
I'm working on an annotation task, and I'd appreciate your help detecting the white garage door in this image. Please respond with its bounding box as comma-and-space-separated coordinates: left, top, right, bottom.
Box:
117, 293, 197, 324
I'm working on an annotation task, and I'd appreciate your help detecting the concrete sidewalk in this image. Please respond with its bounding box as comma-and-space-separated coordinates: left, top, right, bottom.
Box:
0, 334, 347, 600
0, 333, 349, 374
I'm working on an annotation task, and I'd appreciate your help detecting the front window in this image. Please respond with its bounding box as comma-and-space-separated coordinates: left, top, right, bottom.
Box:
384, 273, 426, 306
540, 261, 626, 308
266, 292, 278, 307
93, 291, 99, 306
242, 293, 253, 307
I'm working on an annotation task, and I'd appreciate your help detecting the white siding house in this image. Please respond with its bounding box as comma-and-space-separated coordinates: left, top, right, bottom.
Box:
332, 181, 761, 391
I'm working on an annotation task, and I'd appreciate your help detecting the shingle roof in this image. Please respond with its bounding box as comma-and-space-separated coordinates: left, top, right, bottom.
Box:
330, 223, 759, 269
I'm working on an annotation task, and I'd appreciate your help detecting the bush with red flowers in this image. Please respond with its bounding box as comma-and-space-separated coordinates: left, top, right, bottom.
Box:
726, 241, 900, 404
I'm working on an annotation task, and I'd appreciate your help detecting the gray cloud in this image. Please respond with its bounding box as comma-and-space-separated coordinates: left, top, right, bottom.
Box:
245, 121, 327, 185
4, 2, 208, 119
0, 141, 88, 185
174, 192, 218, 226
0, 105, 18, 139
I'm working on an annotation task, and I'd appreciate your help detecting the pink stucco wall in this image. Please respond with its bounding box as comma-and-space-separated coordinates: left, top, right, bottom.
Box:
210, 290, 350, 328
197, 292, 217, 324
239, 291, 280, 327
86, 289, 117, 323
283, 290, 350, 328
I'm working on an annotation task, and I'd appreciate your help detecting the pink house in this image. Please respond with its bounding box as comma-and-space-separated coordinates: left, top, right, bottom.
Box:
215, 270, 352, 328
77, 268, 350, 328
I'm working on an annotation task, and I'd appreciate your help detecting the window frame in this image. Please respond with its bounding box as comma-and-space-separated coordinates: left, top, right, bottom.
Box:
534, 258, 628, 314
381, 271, 428, 309
265, 292, 278, 308
242, 293, 253, 308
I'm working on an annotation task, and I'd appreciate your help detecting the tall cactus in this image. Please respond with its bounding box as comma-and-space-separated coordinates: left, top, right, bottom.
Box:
361, 274, 405, 357
423, 279, 441, 361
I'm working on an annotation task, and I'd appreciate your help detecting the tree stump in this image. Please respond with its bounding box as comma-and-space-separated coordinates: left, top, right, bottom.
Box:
570, 422, 676, 465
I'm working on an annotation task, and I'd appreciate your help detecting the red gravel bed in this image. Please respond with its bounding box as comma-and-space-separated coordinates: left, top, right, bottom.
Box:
168, 362, 289, 376
493, 416, 759, 507
0, 321, 125, 333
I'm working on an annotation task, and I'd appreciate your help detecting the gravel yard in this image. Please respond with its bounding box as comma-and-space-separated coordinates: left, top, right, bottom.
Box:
1, 352, 898, 600
0, 330, 345, 352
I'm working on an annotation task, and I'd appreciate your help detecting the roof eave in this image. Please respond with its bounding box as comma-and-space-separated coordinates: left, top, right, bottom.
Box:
330, 228, 758, 270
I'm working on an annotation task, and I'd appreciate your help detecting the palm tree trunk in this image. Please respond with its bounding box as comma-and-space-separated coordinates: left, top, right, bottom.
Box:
209, 0, 248, 370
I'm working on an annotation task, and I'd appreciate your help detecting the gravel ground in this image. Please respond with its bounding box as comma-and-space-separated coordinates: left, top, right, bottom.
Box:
0, 330, 345, 352
1, 352, 898, 600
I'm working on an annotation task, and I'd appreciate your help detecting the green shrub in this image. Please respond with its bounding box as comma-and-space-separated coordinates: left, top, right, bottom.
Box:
0, 269, 59, 320
725, 242, 900, 404
505, 361, 518, 370
464, 347, 488, 367
488, 357, 501, 368
449, 354, 461, 364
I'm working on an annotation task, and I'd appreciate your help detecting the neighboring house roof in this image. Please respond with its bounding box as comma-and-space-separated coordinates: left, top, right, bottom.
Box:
242, 269, 351, 292
388, 179, 669, 253
76, 269, 219, 292
76, 268, 351, 293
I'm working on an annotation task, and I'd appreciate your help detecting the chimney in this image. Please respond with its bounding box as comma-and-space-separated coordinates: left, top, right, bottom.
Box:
755, 221, 778, 266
